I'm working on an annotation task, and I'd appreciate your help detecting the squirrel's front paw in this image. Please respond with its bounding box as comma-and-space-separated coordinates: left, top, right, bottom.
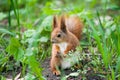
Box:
63, 53, 67, 57
53, 70, 61, 76
55, 51, 62, 58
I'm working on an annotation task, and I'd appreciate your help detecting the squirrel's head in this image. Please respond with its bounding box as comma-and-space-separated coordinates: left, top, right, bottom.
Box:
51, 15, 68, 43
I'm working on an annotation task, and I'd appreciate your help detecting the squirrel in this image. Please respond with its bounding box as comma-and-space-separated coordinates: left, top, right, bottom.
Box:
50, 15, 83, 75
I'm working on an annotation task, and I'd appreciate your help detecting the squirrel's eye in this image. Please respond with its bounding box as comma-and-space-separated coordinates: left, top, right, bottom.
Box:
57, 34, 61, 37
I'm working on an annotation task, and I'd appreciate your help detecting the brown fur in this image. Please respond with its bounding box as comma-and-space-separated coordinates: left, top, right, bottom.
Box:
50, 15, 83, 75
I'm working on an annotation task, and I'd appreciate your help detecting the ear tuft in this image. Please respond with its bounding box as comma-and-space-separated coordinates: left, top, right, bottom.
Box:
53, 15, 57, 29
61, 15, 67, 33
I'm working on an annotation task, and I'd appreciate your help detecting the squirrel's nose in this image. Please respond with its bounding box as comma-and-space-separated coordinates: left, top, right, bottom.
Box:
51, 39, 56, 43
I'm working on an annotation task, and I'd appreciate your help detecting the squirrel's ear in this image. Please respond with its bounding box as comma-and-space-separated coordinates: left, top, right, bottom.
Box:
53, 15, 57, 29
61, 16, 67, 33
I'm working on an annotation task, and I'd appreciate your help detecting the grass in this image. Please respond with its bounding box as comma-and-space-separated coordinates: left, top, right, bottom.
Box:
0, 0, 120, 80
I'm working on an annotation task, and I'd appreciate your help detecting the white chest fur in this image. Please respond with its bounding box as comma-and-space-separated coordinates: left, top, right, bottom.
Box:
57, 42, 68, 54
57, 42, 80, 69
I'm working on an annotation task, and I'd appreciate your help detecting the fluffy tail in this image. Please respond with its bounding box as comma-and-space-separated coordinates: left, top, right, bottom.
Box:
65, 15, 83, 40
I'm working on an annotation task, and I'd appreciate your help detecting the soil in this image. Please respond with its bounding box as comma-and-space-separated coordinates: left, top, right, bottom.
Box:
42, 58, 106, 80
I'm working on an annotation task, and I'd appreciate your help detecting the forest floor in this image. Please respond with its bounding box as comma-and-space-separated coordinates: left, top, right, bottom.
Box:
42, 57, 106, 80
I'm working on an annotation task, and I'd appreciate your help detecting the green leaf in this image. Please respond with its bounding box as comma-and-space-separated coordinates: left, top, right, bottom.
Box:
25, 48, 33, 56
42, 2, 60, 15
27, 55, 44, 79
16, 48, 24, 61
105, 28, 111, 39
6, 37, 21, 55
24, 30, 35, 37
0, 28, 15, 36
0, 12, 7, 21
24, 73, 36, 80
62, 72, 79, 79
116, 56, 120, 73
39, 37, 48, 42
5, 38, 25, 61
68, 72, 79, 77
40, 16, 53, 31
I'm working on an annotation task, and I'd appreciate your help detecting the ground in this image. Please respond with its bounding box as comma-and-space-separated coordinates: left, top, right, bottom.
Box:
42, 57, 106, 80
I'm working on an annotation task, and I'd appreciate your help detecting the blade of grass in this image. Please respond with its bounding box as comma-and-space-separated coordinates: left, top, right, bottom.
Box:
96, 10, 104, 34
10, 0, 20, 27
0, 28, 15, 36
15, 0, 20, 26
85, 16, 109, 67
8, 0, 12, 28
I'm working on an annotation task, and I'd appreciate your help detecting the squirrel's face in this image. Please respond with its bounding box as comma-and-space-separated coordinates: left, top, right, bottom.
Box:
51, 28, 67, 43
51, 15, 67, 43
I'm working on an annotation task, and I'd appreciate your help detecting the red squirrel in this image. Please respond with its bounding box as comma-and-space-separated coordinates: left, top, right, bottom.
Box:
50, 15, 83, 75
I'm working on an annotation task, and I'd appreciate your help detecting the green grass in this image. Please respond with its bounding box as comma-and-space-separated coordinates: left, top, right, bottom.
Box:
0, 0, 120, 80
